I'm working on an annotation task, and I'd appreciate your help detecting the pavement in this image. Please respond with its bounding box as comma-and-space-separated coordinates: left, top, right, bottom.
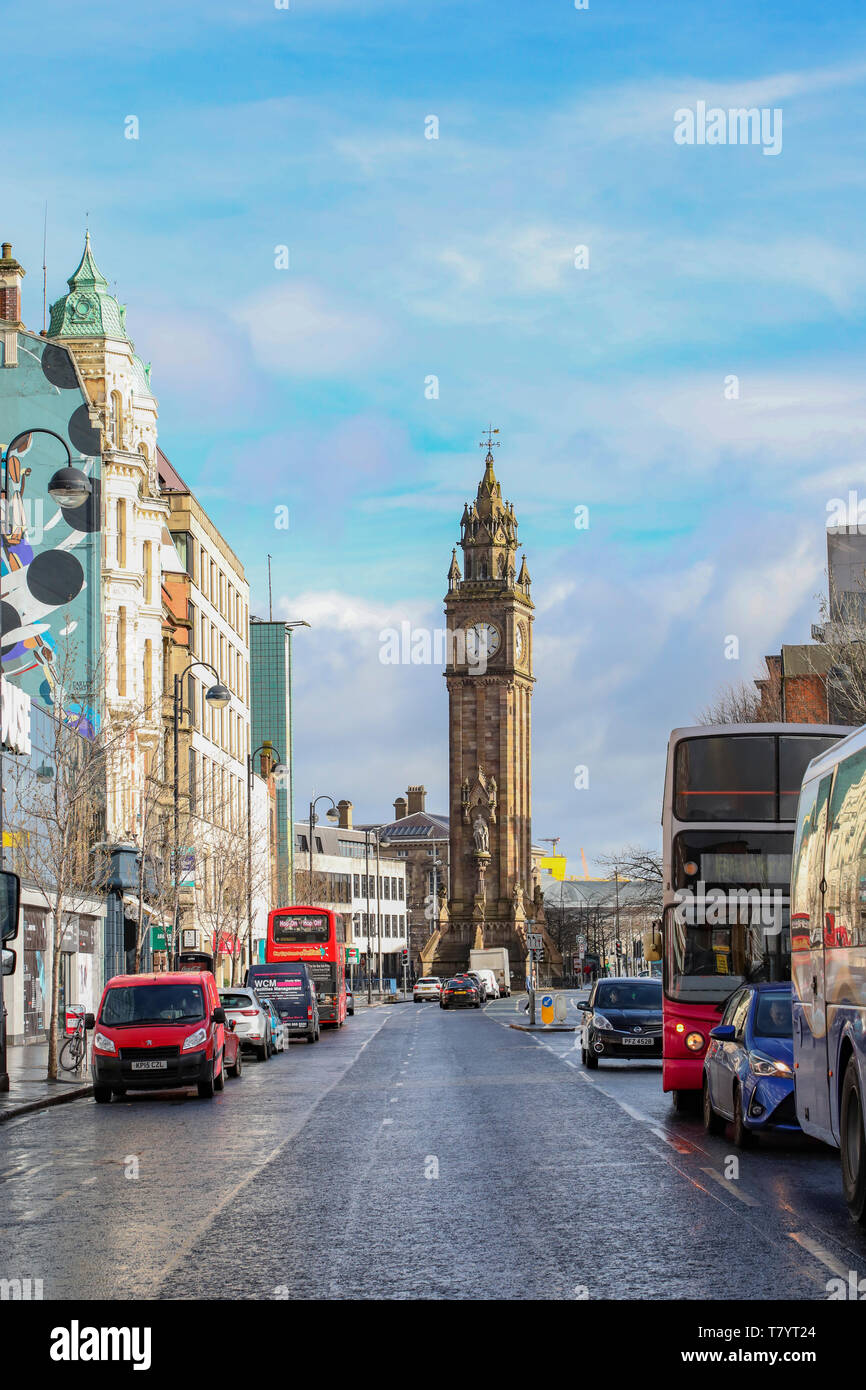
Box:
0, 1041, 91, 1122
1, 991, 865, 1299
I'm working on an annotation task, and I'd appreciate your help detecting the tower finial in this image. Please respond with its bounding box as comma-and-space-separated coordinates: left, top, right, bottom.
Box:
479, 424, 500, 464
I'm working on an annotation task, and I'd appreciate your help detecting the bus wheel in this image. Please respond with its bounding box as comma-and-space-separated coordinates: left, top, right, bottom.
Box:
841, 1058, 866, 1223
672, 1089, 697, 1113
703, 1077, 725, 1135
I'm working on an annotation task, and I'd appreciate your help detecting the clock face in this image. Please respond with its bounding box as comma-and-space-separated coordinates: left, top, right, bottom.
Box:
467, 621, 501, 662
515, 624, 525, 662
71, 294, 96, 321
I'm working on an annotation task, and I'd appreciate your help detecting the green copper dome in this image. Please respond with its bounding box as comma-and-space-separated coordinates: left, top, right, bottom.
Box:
48, 233, 129, 341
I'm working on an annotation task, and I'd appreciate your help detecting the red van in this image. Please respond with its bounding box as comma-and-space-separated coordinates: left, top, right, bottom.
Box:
87, 970, 227, 1103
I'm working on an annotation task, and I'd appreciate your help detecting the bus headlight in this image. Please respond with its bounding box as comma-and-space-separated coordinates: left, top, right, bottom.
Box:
685, 1031, 706, 1052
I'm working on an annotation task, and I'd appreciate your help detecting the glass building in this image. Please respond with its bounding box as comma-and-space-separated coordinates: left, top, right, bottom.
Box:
250, 620, 294, 904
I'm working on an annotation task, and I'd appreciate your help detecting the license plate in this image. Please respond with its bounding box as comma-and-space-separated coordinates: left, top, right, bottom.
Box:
130, 1059, 168, 1070
622, 1037, 655, 1046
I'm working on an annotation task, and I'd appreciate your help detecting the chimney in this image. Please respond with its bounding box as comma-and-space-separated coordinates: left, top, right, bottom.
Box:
0, 243, 25, 326
407, 785, 426, 815
337, 799, 353, 829
394, 795, 408, 820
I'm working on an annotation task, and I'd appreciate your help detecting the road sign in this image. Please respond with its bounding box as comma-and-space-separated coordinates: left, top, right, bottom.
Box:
526, 932, 543, 952
540, 994, 554, 1025
346, 946, 360, 964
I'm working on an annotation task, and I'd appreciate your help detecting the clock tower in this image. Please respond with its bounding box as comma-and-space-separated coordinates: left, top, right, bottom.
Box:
423, 431, 556, 981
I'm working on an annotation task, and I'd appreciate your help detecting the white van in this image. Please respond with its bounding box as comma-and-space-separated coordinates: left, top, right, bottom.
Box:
474, 968, 499, 1000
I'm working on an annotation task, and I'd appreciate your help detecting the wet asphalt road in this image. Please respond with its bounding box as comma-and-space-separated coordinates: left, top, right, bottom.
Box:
2, 992, 866, 1300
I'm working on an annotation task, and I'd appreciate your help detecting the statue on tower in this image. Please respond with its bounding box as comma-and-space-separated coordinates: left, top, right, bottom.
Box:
472, 814, 490, 854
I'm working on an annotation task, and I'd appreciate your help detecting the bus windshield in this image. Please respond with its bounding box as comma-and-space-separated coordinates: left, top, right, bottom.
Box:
673, 830, 793, 890
271, 912, 330, 944
664, 904, 790, 1003
674, 734, 839, 823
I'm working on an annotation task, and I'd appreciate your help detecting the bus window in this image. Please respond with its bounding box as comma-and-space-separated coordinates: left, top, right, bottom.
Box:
674, 735, 776, 822
271, 912, 329, 944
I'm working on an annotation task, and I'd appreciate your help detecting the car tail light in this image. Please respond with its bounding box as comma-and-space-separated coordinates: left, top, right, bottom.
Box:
307, 1006, 313, 1018
240, 1008, 257, 1016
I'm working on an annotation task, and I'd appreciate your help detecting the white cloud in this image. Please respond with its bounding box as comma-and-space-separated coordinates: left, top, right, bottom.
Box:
232, 282, 386, 376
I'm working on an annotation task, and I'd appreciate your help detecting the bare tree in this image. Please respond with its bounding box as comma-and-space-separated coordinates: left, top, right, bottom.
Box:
596, 845, 663, 915
695, 678, 771, 726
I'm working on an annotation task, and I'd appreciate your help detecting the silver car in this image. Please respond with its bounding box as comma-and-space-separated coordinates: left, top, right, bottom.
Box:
219, 987, 272, 1063
262, 998, 286, 1053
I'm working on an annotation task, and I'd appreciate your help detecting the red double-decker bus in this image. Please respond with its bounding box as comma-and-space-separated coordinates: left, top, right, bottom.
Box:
265, 906, 347, 1026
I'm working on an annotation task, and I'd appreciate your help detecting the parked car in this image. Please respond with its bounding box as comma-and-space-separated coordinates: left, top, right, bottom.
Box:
88, 970, 228, 1102
246, 963, 320, 1044
219, 987, 272, 1062
578, 977, 663, 1068
262, 998, 286, 1053
440, 977, 481, 1010
346, 982, 354, 1016
703, 982, 796, 1147
414, 976, 443, 1002
224, 1019, 243, 1078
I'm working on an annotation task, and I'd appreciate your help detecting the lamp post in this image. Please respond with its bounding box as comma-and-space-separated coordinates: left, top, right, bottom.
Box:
172, 660, 230, 967
247, 742, 284, 975
307, 796, 339, 905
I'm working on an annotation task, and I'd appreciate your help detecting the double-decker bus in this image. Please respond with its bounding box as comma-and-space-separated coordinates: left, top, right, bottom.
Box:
656, 724, 844, 1112
265, 905, 347, 1026
791, 726, 866, 1222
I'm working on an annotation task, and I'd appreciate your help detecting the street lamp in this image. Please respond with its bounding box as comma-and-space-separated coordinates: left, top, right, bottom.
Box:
3, 429, 93, 512
172, 659, 230, 967
307, 795, 339, 903
246, 742, 285, 973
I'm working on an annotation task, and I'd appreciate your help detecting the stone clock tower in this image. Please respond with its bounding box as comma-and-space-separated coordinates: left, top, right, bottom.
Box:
424, 431, 557, 981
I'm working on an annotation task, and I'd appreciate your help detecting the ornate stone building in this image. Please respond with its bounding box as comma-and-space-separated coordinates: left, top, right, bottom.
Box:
48, 235, 168, 843
422, 435, 560, 980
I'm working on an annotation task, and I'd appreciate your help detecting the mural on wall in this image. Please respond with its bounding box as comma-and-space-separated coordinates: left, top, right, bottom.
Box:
0, 335, 102, 734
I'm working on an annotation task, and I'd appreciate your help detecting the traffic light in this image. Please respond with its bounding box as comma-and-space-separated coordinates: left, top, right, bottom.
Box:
615, 940, 623, 954
401, 948, 408, 964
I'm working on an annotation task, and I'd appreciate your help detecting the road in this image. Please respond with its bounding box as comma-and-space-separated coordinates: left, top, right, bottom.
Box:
1, 992, 865, 1300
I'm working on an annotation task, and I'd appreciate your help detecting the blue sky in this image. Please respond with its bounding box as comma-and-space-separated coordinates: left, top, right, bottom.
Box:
7, 0, 866, 867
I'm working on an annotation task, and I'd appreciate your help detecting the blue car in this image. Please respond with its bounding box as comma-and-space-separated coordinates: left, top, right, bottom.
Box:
702, 982, 796, 1147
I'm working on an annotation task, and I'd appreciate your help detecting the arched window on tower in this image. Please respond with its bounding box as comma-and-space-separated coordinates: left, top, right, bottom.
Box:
466, 554, 472, 579
480, 560, 488, 580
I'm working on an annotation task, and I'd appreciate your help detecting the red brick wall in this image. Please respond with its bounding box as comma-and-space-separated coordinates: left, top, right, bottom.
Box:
0, 284, 20, 321
784, 674, 828, 723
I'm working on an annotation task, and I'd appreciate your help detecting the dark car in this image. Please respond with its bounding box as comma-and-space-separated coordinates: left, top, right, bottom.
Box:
346, 982, 354, 1017
578, 977, 663, 1068
440, 977, 481, 1010
703, 982, 796, 1147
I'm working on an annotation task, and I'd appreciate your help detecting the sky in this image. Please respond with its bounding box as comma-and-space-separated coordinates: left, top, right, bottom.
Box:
6, 0, 866, 869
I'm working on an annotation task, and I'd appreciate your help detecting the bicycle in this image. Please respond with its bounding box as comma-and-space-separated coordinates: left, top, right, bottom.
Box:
59, 1013, 88, 1076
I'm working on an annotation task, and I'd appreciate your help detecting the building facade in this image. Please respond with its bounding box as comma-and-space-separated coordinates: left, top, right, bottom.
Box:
371, 785, 448, 978
250, 619, 296, 906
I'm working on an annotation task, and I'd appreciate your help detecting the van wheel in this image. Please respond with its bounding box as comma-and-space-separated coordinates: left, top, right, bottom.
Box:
229, 1050, 242, 1078
841, 1058, 866, 1223
93, 1085, 113, 1104
672, 1089, 697, 1113
703, 1076, 726, 1135
257, 1044, 268, 1062
214, 1050, 225, 1091
197, 1071, 215, 1099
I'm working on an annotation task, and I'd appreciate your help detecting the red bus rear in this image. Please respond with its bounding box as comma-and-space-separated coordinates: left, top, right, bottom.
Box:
266, 906, 347, 1026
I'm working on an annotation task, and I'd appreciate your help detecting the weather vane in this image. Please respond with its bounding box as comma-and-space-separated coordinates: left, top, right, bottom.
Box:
479, 424, 500, 454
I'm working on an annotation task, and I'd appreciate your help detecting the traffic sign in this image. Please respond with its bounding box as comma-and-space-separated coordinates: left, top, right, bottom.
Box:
526, 932, 543, 952
346, 946, 360, 964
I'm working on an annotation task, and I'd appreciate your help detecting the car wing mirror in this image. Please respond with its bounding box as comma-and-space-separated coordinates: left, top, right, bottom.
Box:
212, 1006, 226, 1024
2, 947, 16, 978
84, 1012, 95, 1030
709, 1024, 735, 1040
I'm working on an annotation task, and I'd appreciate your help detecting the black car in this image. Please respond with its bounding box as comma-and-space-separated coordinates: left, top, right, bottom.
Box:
440, 977, 481, 1009
454, 971, 487, 1002
578, 977, 663, 1068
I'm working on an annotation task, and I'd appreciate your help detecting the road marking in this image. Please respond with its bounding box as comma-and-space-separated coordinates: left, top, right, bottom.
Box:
788, 1232, 850, 1280
382, 1117, 393, 1126
700, 1165, 760, 1207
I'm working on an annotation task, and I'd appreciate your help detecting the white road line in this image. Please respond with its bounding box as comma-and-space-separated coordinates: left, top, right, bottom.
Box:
788, 1232, 850, 1280
700, 1166, 760, 1208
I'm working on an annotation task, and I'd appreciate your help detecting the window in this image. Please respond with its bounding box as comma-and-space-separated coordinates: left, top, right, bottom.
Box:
116, 498, 127, 568
116, 607, 127, 696
173, 530, 193, 576
297, 834, 309, 853
315, 837, 323, 853
111, 390, 123, 447
144, 638, 152, 711
398, 879, 405, 900
353, 874, 360, 896
188, 748, 197, 812
200, 546, 208, 597
188, 601, 197, 657
143, 540, 153, 605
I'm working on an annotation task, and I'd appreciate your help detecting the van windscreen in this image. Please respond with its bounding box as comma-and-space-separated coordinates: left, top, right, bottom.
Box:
100, 983, 205, 1026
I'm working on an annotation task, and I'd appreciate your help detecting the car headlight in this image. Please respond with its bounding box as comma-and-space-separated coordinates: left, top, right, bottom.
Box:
182, 1026, 208, 1051
93, 1032, 116, 1053
748, 1051, 792, 1077
685, 1031, 706, 1053
592, 1013, 613, 1031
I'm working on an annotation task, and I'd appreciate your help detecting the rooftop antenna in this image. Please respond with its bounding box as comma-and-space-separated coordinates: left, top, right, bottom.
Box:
267, 554, 273, 621
42, 203, 48, 333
